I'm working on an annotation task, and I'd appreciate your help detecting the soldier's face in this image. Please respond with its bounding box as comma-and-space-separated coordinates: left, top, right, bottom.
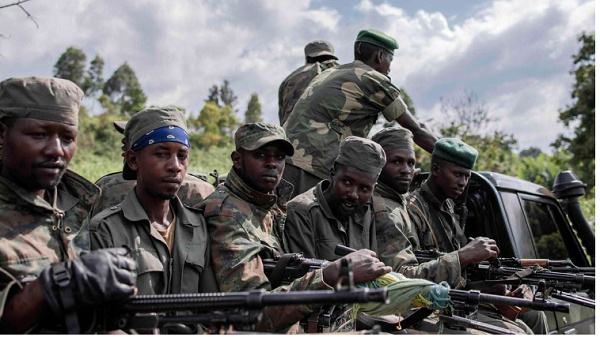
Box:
127, 142, 188, 200
328, 165, 377, 219
377, 50, 394, 76
0, 118, 77, 197
379, 148, 416, 194
432, 161, 471, 200
233, 143, 286, 194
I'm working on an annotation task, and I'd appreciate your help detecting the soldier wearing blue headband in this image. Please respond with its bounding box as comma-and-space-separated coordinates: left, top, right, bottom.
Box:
90, 107, 218, 333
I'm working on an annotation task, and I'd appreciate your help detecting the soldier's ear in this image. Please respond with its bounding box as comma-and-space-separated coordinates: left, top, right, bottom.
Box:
125, 149, 139, 173
232, 150, 242, 170
431, 162, 440, 176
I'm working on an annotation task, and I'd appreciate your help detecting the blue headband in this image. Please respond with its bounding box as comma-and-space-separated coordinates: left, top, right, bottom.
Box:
131, 125, 190, 152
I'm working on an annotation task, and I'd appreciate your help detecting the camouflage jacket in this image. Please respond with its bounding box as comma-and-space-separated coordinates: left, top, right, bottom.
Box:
197, 168, 331, 332
284, 180, 378, 261
92, 172, 214, 218
408, 182, 468, 252
0, 169, 99, 326
90, 191, 218, 296
374, 183, 464, 287
278, 59, 339, 126
283, 60, 409, 180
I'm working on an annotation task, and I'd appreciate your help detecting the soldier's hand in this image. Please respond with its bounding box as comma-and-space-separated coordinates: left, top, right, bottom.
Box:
323, 249, 391, 286
39, 247, 137, 315
457, 237, 500, 268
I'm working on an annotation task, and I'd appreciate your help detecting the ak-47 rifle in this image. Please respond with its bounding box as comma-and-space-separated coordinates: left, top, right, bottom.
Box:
93, 259, 387, 334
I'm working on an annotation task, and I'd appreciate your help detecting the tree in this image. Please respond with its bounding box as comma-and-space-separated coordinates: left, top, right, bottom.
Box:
552, 33, 595, 189
244, 93, 263, 123
220, 80, 238, 109
53, 47, 87, 88
0, 0, 38, 28
102, 62, 147, 116
205, 85, 219, 104
81, 55, 104, 97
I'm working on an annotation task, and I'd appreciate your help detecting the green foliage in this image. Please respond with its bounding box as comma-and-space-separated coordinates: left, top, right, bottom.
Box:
188, 102, 239, 149
244, 93, 263, 123
53, 46, 87, 87
81, 55, 104, 97
102, 63, 147, 116
552, 32, 595, 191
580, 187, 595, 230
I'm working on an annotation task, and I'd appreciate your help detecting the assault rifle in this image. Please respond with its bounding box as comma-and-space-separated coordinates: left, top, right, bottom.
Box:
415, 249, 595, 276
92, 259, 387, 334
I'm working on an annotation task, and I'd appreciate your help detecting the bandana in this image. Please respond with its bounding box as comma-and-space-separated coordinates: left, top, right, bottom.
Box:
131, 125, 190, 152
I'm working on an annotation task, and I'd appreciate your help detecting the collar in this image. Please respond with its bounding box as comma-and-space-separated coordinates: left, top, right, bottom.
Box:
225, 168, 293, 211
375, 182, 407, 205
121, 190, 196, 227
421, 181, 455, 212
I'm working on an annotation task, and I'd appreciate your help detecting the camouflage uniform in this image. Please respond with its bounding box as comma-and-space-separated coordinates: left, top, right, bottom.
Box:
198, 168, 330, 332
0, 169, 99, 324
278, 59, 338, 126
374, 182, 465, 287
283, 60, 409, 194
92, 172, 214, 218
284, 180, 378, 261
90, 191, 217, 295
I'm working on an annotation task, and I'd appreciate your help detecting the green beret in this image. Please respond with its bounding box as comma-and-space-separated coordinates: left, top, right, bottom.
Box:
235, 123, 294, 156
356, 29, 398, 54
432, 138, 478, 170
371, 126, 414, 152
335, 136, 386, 176
0, 76, 83, 126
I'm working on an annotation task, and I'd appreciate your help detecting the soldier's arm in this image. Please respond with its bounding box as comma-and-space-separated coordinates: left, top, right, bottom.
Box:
0, 276, 47, 333
394, 111, 437, 153
207, 213, 332, 332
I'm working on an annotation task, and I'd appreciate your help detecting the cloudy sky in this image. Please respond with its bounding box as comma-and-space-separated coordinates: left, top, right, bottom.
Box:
0, 0, 594, 152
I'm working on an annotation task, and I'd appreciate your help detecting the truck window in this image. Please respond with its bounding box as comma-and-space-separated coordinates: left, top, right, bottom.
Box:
522, 199, 567, 260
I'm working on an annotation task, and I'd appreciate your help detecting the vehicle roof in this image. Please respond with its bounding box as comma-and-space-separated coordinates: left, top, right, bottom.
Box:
476, 171, 555, 198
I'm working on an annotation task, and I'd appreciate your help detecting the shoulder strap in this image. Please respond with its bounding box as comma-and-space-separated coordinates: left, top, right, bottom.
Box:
267, 253, 296, 289
410, 200, 440, 251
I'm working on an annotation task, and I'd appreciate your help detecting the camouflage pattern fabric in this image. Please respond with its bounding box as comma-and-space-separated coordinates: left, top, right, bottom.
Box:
90, 192, 218, 296
92, 172, 214, 218
284, 180, 378, 261
278, 59, 339, 126
408, 183, 467, 252
374, 182, 465, 288
197, 168, 331, 332
283, 60, 408, 181
0, 168, 99, 324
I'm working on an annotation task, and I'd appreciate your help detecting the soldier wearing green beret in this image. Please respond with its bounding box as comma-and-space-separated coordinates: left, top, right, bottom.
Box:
90, 108, 218, 324
408, 138, 545, 334
197, 124, 391, 333
278, 40, 339, 126
282, 28, 437, 199
0, 77, 136, 333
91, 119, 214, 219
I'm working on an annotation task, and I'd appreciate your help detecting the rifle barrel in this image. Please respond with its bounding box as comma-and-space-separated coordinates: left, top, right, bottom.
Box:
122, 288, 388, 313
449, 290, 570, 313
438, 315, 516, 335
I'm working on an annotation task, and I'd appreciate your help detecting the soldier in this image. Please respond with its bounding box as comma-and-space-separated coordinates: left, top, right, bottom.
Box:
197, 123, 391, 332
0, 77, 136, 333
282, 28, 437, 198
278, 40, 339, 126
90, 107, 218, 300
91, 119, 214, 218
408, 138, 545, 334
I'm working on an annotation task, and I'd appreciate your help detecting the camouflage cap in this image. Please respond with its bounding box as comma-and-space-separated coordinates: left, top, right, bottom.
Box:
113, 120, 127, 134
371, 126, 414, 152
0, 76, 83, 126
433, 138, 478, 170
123, 107, 188, 180
356, 29, 398, 54
304, 40, 338, 59
335, 136, 386, 176
235, 122, 294, 156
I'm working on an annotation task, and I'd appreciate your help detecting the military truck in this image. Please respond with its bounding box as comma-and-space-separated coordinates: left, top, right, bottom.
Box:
439, 170, 595, 334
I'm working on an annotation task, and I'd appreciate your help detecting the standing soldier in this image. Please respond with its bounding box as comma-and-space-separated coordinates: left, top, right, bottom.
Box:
283, 29, 437, 198
278, 40, 339, 126
91, 118, 214, 218
197, 123, 391, 333
0, 77, 136, 333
